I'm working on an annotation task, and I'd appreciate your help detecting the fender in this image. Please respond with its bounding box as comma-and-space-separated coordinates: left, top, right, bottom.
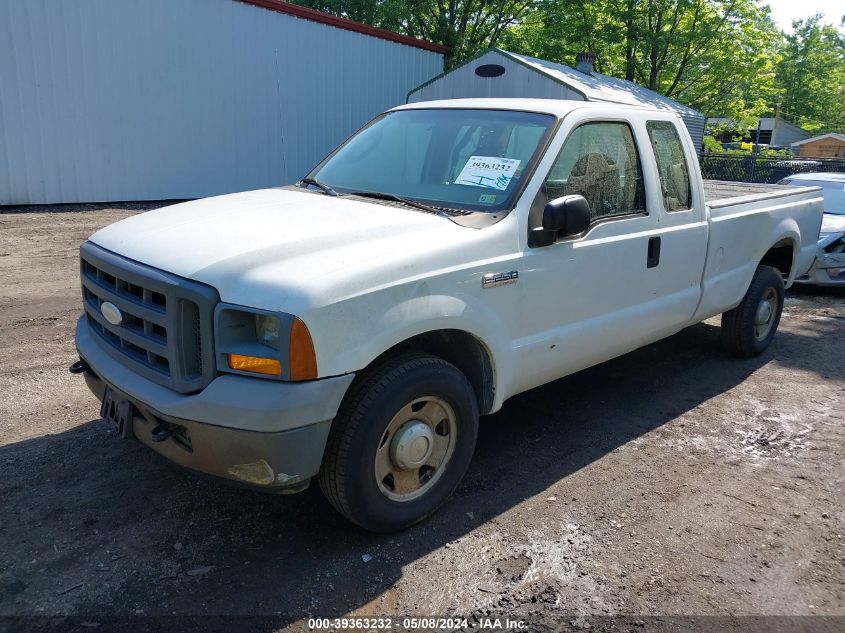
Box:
305, 288, 515, 410
694, 228, 798, 324
755, 218, 800, 285
694, 202, 809, 323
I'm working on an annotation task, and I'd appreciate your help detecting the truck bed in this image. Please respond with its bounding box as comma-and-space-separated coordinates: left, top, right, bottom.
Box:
703, 180, 796, 203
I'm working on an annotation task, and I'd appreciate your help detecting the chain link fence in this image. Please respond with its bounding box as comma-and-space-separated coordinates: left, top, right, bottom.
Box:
700, 154, 845, 184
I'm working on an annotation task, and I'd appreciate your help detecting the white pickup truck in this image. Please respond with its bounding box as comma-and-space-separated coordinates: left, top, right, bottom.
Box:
73, 99, 823, 531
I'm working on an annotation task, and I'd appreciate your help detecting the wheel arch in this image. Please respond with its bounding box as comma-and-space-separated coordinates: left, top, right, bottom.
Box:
759, 232, 799, 286
354, 329, 497, 415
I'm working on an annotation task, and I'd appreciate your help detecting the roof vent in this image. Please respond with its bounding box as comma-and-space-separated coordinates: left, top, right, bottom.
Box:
575, 52, 595, 75
475, 64, 506, 78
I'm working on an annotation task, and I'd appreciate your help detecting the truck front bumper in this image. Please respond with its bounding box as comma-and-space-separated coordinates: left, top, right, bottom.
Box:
74, 315, 355, 492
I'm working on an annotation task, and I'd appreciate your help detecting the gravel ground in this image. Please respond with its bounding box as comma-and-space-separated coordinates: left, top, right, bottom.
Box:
0, 206, 843, 632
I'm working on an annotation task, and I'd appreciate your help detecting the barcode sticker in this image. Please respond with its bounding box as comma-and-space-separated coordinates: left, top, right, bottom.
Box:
456, 156, 520, 191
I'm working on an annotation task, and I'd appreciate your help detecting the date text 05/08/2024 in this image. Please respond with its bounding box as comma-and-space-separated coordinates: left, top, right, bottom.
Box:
307, 617, 528, 630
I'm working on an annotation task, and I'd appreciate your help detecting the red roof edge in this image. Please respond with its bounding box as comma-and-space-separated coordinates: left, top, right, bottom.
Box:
236, 0, 450, 55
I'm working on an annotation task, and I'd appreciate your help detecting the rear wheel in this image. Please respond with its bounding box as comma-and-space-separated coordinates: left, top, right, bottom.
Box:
721, 265, 784, 357
318, 353, 478, 532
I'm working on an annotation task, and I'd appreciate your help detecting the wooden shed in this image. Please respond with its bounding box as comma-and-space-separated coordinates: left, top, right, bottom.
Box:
791, 133, 845, 159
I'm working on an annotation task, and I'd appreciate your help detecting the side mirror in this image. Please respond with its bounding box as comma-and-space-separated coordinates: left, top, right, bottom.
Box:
530, 195, 591, 247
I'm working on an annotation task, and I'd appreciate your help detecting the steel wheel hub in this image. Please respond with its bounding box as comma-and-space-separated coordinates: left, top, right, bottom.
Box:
374, 396, 457, 502
754, 287, 777, 341
755, 301, 772, 326
391, 421, 434, 470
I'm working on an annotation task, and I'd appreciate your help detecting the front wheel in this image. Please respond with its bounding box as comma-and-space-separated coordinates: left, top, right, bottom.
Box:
721, 265, 785, 357
318, 353, 479, 532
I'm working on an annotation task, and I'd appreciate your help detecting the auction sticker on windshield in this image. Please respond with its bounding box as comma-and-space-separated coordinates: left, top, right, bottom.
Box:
456, 156, 521, 191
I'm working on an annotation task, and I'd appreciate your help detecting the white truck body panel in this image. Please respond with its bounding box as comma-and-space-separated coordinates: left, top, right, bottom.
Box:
87, 99, 824, 416
695, 188, 823, 322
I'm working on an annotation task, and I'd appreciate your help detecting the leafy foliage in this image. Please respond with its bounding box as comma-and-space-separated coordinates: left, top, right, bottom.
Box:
291, 0, 533, 67
775, 15, 845, 132
503, 0, 781, 120
702, 135, 724, 153
290, 1, 845, 131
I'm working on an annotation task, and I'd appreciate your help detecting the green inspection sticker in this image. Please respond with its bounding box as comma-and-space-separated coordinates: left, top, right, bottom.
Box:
478, 194, 498, 204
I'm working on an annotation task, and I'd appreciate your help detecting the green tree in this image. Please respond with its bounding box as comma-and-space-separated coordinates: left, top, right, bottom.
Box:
774, 15, 845, 132
287, 1, 406, 29
291, 0, 534, 67
503, 0, 780, 120
702, 134, 723, 153
292, 1, 845, 133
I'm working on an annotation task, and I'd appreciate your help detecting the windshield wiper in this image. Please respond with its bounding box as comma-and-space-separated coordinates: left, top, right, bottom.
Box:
298, 177, 338, 197
348, 191, 446, 216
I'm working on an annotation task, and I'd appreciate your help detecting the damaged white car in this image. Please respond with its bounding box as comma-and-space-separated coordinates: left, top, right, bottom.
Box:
779, 172, 845, 286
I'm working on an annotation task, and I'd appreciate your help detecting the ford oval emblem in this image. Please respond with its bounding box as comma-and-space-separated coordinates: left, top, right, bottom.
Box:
100, 301, 123, 326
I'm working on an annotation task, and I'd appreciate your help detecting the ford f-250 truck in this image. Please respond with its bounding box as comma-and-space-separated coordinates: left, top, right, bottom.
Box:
72, 99, 823, 531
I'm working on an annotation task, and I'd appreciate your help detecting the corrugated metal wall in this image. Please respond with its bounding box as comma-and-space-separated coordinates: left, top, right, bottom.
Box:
678, 114, 705, 154
0, 0, 443, 204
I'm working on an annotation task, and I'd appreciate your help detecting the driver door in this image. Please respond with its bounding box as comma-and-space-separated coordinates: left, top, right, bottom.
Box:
511, 116, 665, 394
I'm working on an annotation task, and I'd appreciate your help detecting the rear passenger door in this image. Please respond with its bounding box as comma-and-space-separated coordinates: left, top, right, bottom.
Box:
642, 118, 708, 325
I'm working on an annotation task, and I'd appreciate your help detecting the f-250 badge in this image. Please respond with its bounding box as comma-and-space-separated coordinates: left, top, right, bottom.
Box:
482, 270, 519, 288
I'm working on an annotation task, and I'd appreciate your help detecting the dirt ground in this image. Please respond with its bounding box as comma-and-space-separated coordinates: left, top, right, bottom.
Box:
0, 206, 843, 632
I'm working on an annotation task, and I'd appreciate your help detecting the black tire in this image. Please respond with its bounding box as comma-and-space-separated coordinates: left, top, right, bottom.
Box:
721, 265, 785, 357
318, 353, 479, 532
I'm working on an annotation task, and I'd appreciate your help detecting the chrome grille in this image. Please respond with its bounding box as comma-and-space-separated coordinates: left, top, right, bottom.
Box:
80, 242, 218, 393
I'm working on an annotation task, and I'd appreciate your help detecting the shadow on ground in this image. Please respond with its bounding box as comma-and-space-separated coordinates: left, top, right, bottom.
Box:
1, 315, 842, 631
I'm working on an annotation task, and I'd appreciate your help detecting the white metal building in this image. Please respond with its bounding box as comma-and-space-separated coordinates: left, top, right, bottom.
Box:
0, 0, 445, 205
707, 117, 810, 147
409, 49, 706, 151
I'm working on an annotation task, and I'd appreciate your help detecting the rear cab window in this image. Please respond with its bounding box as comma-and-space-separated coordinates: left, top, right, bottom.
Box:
646, 121, 692, 212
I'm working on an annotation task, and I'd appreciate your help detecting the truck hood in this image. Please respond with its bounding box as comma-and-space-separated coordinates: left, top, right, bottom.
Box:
89, 188, 478, 311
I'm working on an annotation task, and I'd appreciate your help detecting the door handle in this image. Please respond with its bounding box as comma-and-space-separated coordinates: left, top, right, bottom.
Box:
647, 236, 661, 268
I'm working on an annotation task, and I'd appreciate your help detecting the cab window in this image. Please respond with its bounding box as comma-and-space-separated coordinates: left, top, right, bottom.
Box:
646, 121, 692, 211
531, 121, 646, 229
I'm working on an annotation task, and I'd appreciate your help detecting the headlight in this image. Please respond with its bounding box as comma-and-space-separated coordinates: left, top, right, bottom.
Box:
214, 306, 317, 381
255, 314, 281, 345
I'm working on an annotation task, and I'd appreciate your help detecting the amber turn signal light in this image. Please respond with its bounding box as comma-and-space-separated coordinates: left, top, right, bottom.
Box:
289, 317, 317, 381
227, 353, 282, 376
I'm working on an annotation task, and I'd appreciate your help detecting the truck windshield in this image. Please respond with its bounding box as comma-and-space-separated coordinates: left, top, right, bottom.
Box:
305, 109, 555, 213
